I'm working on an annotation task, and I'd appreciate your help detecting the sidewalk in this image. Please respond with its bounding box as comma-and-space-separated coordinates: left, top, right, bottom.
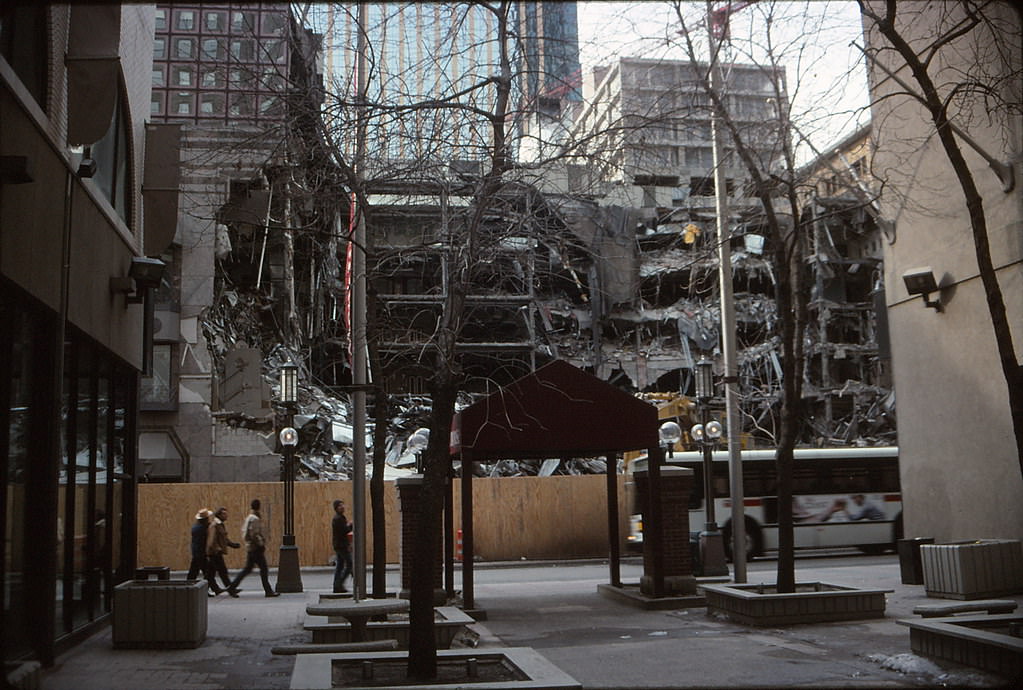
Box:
38, 556, 1017, 689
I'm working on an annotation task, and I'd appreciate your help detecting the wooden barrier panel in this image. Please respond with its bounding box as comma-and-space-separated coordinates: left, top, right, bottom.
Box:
137, 475, 629, 570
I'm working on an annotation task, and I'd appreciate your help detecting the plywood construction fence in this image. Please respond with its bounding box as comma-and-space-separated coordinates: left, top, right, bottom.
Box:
137, 475, 629, 571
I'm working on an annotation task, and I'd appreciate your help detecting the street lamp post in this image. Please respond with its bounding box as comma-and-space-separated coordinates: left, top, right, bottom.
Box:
276, 361, 303, 593
692, 357, 729, 577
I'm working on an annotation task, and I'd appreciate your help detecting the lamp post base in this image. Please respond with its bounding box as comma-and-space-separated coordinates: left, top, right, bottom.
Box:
700, 524, 730, 577
276, 537, 303, 593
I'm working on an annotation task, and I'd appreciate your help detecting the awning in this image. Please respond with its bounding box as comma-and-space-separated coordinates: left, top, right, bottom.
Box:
138, 430, 186, 480
143, 124, 182, 255
66, 4, 121, 146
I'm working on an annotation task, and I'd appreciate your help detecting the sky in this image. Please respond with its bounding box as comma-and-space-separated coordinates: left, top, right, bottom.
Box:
574, 1, 872, 159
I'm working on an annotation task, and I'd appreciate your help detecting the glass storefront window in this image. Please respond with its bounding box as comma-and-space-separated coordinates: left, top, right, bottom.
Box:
2, 305, 35, 658
3, 284, 138, 663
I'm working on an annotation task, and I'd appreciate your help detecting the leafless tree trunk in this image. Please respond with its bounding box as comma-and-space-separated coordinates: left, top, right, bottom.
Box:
672, 0, 812, 592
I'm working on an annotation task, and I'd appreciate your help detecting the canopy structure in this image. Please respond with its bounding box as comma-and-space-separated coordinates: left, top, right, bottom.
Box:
450, 360, 667, 610
452, 359, 659, 458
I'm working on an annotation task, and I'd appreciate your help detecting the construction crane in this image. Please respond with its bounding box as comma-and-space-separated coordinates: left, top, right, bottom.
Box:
710, 1, 758, 39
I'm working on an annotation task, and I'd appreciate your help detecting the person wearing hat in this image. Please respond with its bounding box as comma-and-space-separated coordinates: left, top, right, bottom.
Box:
331, 499, 353, 593
187, 508, 221, 596
228, 499, 279, 597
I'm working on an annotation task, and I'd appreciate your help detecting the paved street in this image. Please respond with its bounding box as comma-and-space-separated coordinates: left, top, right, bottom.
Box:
39, 554, 1018, 689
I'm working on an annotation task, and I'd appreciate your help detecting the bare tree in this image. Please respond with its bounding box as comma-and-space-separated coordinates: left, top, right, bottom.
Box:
856, 0, 1023, 475
666, 0, 875, 591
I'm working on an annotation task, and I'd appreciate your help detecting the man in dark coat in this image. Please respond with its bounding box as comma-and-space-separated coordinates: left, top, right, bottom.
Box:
331, 499, 352, 593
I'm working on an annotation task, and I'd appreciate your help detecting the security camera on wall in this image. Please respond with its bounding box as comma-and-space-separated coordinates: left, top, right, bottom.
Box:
902, 267, 943, 311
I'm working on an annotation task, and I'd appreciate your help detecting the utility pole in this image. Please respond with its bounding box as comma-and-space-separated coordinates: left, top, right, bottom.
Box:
351, 2, 369, 600
707, 0, 746, 583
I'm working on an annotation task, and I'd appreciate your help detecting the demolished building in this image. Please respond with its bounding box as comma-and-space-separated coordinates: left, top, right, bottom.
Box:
141, 8, 894, 482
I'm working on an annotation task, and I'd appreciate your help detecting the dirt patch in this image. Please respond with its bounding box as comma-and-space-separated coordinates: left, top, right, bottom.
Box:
332, 657, 524, 687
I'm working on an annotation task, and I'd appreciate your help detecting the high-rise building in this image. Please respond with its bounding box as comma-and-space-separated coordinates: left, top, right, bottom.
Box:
571, 57, 785, 208
325, 2, 581, 162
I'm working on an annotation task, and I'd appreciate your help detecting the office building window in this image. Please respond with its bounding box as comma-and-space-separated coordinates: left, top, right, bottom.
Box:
175, 38, 194, 59
154, 8, 167, 31
201, 68, 222, 88
261, 12, 288, 36
263, 39, 285, 64
153, 37, 166, 60
89, 89, 132, 222
152, 67, 165, 87
201, 38, 225, 61
170, 92, 194, 115
228, 93, 254, 116
204, 10, 226, 32
199, 93, 225, 116
231, 11, 256, 34
175, 10, 195, 31
172, 66, 193, 87
230, 39, 255, 61
151, 93, 164, 115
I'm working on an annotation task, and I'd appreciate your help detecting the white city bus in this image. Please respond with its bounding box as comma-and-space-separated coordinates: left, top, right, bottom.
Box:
627, 446, 902, 559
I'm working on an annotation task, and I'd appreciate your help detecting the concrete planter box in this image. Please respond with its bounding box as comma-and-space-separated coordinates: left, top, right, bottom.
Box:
290, 647, 580, 689
304, 606, 472, 649
112, 579, 207, 648
920, 540, 1023, 600
898, 614, 1023, 680
701, 582, 890, 626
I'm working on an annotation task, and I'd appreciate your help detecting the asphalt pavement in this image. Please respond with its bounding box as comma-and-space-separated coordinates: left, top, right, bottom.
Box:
37, 554, 1019, 689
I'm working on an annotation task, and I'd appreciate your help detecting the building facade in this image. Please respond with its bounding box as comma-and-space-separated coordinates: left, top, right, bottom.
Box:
142, 3, 342, 482
2, 3, 171, 669
864, 1, 1022, 541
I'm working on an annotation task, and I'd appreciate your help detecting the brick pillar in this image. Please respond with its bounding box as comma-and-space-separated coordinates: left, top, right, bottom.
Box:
635, 467, 697, 596
396, 476, 445, 605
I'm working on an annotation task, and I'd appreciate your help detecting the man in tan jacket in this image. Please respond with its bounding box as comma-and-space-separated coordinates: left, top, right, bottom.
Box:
206, 506, 240, 597
228, 499, 279, 597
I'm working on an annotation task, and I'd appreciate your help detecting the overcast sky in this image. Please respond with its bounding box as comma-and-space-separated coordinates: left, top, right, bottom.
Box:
574, 1, 871, 158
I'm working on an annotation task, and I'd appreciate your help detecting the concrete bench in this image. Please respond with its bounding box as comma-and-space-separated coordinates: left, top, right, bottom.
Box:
270, 640, 398, 655
913, 599, 1018, 618
305, 599, 410, 642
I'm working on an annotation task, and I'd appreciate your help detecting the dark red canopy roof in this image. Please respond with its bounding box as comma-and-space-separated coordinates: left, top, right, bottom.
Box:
451, 360, 659, 459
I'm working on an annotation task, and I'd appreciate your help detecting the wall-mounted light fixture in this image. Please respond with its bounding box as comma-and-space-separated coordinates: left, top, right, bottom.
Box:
110, 256, 166, 304
902, 266, 943, 312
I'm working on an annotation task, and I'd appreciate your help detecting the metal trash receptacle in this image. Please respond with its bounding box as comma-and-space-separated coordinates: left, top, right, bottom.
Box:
897, 537, 934, 585
135, 566, 171, 581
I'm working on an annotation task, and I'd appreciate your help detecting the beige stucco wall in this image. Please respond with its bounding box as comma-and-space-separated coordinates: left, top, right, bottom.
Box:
865, 1, 1023, 542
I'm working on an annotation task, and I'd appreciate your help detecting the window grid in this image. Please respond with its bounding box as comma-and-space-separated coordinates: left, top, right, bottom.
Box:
151, 4, 291, 124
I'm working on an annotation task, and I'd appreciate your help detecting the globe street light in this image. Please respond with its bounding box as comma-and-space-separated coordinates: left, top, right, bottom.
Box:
692, 357, 729, 577
659, 421, 682, 458
407, 427, 430, 474
276, 360, 303, 593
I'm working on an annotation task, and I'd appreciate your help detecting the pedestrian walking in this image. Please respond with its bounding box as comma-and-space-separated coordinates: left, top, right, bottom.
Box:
206, 506, 241, 597
228, 499, 279, 597
331, 499, 353, 593
187, 508, 217, 594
